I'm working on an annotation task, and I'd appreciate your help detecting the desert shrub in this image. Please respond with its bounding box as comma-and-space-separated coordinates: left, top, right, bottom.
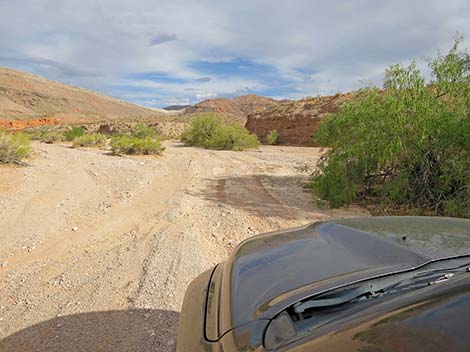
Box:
181, 115, 220, 146
182, 115, 260, 150
40, 131, 65, 144
25, 128, 65, 143
311, 36, 470, 217
131, 123, 157, 139
110, 135, 164, 155
205, 124, 260, 150
72, 133, 107, 148
25, 128, 48, 141
0, 131, 33, 164
265, 129, 280, 145
64, 126, 86, 141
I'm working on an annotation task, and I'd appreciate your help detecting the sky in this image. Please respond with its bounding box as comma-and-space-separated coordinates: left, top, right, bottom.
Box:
0, 0, 469, 108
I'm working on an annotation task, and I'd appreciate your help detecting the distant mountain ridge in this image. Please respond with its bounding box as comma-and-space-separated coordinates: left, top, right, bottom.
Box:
163, 105, 191, 111
0, 67, 162, 120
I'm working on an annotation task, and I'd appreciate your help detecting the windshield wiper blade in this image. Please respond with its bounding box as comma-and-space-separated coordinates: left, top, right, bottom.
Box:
293, 278, 400, 314
293, 255, 470, 315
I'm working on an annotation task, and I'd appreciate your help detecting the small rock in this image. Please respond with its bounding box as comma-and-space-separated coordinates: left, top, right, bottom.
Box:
1, 261, 8, 268
72, 226, 79, 232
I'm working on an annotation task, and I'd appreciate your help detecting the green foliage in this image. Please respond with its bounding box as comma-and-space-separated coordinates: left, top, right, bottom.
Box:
72, 133, 107, 148
131, 123, 157, 139
110, 135, 164, 155
312, 36, 470, 217
181, 115, 220, 146
0, 130, 33, 164
64, 126, 86, 141
40, 131, 66, 144
25, 128, 48, 141
182, 114, 260, 150
265, 129, 280, 145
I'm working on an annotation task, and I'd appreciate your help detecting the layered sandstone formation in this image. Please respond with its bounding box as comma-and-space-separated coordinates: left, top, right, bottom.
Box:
245, 93, 353, 145
185, 94, 284, 117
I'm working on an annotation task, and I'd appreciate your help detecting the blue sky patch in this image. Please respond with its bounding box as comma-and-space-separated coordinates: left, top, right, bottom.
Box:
127, 72, 189, 84
188, 58, 277, 79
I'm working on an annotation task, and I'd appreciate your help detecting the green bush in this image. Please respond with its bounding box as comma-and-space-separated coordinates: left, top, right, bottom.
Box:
0, 131, 33, 164
182, 115, 260, 150
72, 133, 107, 148
25, 128, 48, 141
265, 129, 280, 145
64, 126, 86, 141
111, 135, 164, 155
311, 36, 470, 217
40, 131, 65, 144
131, 123, 157, 139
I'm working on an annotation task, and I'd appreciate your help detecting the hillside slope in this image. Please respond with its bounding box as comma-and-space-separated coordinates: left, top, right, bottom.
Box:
245, 93, 353, 145
0, 67, 161, 120
185, 94, 283, 116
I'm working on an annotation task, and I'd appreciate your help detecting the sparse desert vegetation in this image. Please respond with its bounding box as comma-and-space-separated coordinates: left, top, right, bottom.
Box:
312, 37, 470, 217
0, 130, 33, 164
111, 135, 164, 155
265, 129, 280, 145
39, 130, 66, 144
182, 114, 260, 150
64, 126, 86, 141
25, 128, 65, 143
130, 123, 158, 139
110, 123, 164, 155
72, 133, 107, 148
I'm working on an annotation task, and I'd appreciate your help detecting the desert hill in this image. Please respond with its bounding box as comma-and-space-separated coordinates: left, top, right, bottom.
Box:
245, 93, 353, 145
184, 94, 284, 116
0, 67, 162, 121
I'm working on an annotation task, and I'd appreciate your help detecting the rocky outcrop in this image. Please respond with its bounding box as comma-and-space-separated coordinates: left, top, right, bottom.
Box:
245, 93, 353, 146
0, 117, 65, 131
185, 94, 283, 117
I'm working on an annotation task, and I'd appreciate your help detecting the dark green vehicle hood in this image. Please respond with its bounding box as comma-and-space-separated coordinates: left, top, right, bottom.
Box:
217, 216, 470, 336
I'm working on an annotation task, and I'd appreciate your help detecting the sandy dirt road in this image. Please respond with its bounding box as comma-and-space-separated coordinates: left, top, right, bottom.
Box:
0, 141, 367, 351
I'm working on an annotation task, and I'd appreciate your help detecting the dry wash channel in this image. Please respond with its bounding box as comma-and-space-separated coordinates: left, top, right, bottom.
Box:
0, 141, 367, 352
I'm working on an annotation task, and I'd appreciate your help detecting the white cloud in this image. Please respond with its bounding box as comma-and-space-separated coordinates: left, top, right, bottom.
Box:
148, 33, 178, 46
196, 92, 217, 100
0, 0, 469, 106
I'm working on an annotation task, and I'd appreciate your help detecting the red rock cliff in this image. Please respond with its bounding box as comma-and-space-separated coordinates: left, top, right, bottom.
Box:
245, 93, 352, 146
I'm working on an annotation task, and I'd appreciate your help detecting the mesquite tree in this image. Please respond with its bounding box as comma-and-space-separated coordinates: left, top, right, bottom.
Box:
312, 36, 470, 217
